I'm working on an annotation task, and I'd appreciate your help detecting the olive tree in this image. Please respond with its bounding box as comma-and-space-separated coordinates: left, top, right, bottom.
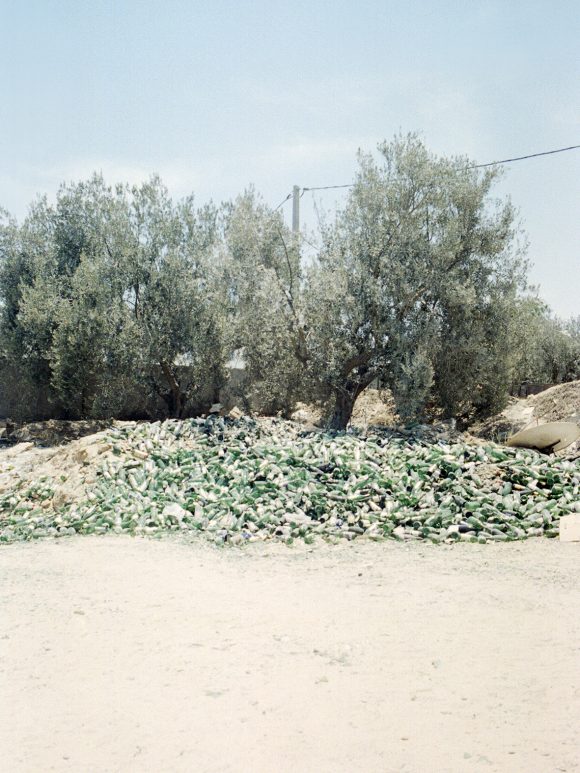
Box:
0, 200, 61, 418
220, 190, 305, 415
116, 177, 226, 417
0, 175, 227, 419
301, 134, 527, 428
509, 298, 580, 386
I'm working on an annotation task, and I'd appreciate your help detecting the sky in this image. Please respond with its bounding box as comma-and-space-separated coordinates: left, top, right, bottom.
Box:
1, 0, 578, 316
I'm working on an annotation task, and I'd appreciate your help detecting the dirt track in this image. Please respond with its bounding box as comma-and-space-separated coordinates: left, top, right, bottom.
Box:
0, 536, 578, 773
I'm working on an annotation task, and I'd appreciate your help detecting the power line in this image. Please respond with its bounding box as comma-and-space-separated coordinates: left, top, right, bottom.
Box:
464, 143, 580, 170
299, 143, 580, 194
302, 183, 354, 193
274, 192, 293, 210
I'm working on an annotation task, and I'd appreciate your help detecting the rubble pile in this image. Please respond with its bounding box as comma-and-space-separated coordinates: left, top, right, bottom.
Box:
1, 416, 578, 545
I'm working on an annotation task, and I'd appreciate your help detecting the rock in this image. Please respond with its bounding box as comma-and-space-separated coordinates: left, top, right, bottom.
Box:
52, 488, 72, 508
73, 448, 89, 464
507, 422, 580, 454
559, 514, 580, 542
209, 403, 222, 414
72, 444, 103, 465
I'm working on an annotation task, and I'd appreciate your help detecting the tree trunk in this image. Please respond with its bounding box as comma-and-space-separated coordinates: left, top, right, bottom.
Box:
160, 361, 183, 418
328, 389, 359, 430
328, 371, 376, 430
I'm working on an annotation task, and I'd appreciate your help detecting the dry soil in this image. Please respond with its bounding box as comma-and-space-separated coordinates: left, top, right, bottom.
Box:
1, 536, 578, 773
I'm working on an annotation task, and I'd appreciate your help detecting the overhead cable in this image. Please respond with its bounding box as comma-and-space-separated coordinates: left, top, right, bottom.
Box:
299, 143, 580, 194
274, 192, 293, 210
464, 143, 580, 170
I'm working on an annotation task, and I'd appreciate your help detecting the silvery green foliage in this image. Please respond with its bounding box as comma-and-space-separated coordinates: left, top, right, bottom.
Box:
391, 349, 434, 421
220, 190, 306, 415
508, 298, 580, 386
0, 138, 558, 427
541, 314, 580, 382
0, 200, 60, 417
0, 176, 227, 419
118, 177, 226, 417
302, 134, 526, 428
433, 291, 518, 422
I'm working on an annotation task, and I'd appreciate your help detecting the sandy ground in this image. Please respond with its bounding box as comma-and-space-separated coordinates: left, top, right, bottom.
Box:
0, 537, 578, 773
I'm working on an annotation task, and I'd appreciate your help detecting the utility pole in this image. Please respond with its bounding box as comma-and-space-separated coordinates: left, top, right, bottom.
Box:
292, 185, 300, 234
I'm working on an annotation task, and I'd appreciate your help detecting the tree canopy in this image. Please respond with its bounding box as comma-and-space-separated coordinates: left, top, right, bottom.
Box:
1, 135, 576, 427
0, 175, 226, 419
298, 135, 527, 427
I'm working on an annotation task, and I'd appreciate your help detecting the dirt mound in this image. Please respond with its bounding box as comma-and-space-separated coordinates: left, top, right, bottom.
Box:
471, 380, 580, 443
352, 388, 398, 427
529, 380, 580, 423
291, 388, 397, 428
6, 419, 113, 447
0, 429, 117, 508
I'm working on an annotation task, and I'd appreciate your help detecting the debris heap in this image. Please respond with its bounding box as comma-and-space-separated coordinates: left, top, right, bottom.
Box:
1, 417, 579, 544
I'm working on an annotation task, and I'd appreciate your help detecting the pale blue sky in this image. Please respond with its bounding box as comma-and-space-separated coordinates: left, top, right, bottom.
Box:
1, 0, 578, 315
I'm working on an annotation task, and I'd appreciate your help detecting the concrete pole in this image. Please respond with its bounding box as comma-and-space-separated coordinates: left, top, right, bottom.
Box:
292, 185, 300, 234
